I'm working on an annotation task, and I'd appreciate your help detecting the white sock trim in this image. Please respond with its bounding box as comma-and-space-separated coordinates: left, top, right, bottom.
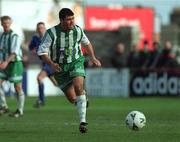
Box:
17, 92, 25, 114
76, 95, 87, 123
0, 88, 8, 108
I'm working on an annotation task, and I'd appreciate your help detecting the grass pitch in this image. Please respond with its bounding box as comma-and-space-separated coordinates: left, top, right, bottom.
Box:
0, 96, 180, 142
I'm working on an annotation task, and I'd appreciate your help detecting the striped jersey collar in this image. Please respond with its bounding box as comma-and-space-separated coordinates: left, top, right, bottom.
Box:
58, 24, 76, 32
3, 29, 13, 34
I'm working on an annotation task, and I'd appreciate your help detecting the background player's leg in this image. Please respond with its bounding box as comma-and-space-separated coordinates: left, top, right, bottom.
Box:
0, 79, 9, 115
9, 82, 25, 117
35, 70, 47, 107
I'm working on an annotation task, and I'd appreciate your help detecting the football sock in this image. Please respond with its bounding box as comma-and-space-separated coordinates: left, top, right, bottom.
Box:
0, 86, 8, 108
38, 81, 44, 103
17, 91, 25, 114
76, 94, 87, 123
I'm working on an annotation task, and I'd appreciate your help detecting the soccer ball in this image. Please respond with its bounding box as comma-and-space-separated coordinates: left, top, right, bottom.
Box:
125, 111, 146, 130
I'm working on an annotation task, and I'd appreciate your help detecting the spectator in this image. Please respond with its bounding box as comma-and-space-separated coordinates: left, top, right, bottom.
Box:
158, 41, 179, 68
145, 41, 162, 69
111, 43, 126, 68
127, 44, 141, 69
140, 40, 151, 69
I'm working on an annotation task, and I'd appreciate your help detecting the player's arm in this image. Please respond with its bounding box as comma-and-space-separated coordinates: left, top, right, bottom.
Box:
81, 30, 101, 67
37, 31, 61, 72
41, 54, 61, 72
85, 43, 101, 67
0, 54, 16, 69
0, 47, 3, 64
0, 34, 20, 69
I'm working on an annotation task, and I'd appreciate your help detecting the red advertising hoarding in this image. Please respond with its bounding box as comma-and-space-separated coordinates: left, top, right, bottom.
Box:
85, 7, 154, 48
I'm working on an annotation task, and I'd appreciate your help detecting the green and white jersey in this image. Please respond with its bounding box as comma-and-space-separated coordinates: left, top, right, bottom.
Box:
0, 29, 22, 62
38, 24, 90, 64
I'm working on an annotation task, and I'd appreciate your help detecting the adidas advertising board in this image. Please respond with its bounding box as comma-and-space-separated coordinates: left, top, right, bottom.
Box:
130, 70, 180, 96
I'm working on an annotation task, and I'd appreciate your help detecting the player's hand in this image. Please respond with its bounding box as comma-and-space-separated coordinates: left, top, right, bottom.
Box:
51, 63, 61, 72
0, 61, 8, 69
91, 57, 101, 67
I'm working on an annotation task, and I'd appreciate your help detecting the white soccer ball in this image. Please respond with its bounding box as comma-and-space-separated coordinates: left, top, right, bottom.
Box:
125, 111, 146, 130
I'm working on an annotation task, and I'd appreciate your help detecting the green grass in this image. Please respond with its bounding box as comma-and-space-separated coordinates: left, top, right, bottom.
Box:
0, 96, 180, 142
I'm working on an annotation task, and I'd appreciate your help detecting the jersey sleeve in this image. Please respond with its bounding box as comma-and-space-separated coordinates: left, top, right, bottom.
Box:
37, 31, 52, 56
10, 34, 22, 55
80, 30, 90, 46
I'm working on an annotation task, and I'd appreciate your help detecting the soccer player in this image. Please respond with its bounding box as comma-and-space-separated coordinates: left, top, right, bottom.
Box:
29, 22, 57, 108
0, 16, 25, 117
37, 8, 101, 133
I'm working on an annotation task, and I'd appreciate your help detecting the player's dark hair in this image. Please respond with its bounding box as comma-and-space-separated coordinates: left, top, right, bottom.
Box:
37, 22, 45, 27
59, 8, 74, 20
0, 16, 11, 22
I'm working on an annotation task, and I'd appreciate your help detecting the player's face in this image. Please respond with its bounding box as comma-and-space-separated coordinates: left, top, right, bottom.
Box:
1, 19, 12, 32
62, 15, 75, 30
37, 24, 46, 36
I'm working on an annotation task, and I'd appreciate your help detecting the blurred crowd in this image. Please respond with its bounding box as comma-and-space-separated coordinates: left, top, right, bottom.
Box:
111, 40, 179, 70
24, 38, 179, 70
